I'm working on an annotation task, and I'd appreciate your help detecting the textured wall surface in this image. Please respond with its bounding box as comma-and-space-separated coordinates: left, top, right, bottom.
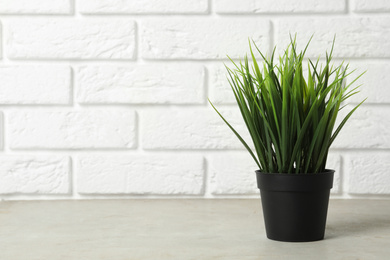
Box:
0, 0, 389, 200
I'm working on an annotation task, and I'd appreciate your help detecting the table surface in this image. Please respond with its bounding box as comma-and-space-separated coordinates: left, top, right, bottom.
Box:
0, 199, 389, 260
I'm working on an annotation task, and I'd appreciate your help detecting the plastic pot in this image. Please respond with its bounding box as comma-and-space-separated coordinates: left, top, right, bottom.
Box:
256, 170, 334, 242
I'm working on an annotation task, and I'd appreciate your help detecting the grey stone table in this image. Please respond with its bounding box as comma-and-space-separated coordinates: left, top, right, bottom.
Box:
0, 199, 389, 260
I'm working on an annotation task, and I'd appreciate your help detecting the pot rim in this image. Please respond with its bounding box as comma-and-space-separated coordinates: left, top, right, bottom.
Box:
256, 169, 335, 191
255, 169, 335, 176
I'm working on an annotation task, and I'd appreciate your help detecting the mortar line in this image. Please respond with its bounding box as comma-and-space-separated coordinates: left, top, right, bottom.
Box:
202, 157, 209, 198
2, 147, 390, 154
134, 20, 139, 61
208, 0, 213, 16
339, 154, 345, 197
135, 110, 142, 153
1, 22, 4, 61
3, 56, 390, 64
346, 0, 351, 14
69, 156, 76, 198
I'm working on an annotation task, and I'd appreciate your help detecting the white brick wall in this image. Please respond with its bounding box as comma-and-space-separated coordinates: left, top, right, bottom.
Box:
6, 19, 136, 59
333, 105, 390, 149
346, 153, 390, 194
0, 112, 3, 150
8, 110, 136, 149
0, 0, 72, 14
0, 65, 71, 104
141, 108, 248, 150
353, 0, 390, 13
76, 154, 204, 194
76, 64, 205, 104
0, 0, 389, 200
141, 18, 271, 59
208, 152, 260, 195
0, 156, 69, 194
0, 23, 2, 59
346, 61, 390, 104
208, 64, 236, 105
276, 17, 390, 58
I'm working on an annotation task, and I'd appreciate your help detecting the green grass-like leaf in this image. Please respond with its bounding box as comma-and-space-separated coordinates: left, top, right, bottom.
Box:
209, 36, 365, 174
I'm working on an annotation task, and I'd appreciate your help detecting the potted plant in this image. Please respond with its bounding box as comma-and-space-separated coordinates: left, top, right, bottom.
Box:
209, 36, 365, 242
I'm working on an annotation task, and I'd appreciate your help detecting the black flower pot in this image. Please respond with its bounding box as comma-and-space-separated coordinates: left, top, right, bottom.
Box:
256, 170, 334, 242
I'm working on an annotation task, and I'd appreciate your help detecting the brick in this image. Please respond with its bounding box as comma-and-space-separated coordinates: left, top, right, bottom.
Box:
0, 112, 3, 150
0, 0, 71, 14
332, 105, 390, 149
346, 153, 390, 194
353, 0, 390, 13
277, 17, 390, 58
141, 18, 270, 59
346, 61, 390, 104
76, 64, 205, 104
6, 19, 135, 60
0, 23, 2, 59
0, 0, 72, 14
8, 110, 136, 149
208, 153, 259, 195
76, 154, 204, 194
208, 152, 341, 195
79, 0, 208, 14
0, 65, 70, 104
215, 0, 345, 14
141, 108, 249, 149
208, 64, 236, 104
0, 156, 69, 194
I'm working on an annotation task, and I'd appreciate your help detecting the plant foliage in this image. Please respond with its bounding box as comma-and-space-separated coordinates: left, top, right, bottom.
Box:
210, 36, 365, 174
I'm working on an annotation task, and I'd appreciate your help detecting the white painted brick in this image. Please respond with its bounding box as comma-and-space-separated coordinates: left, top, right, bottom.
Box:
333, 105, 390, 149
346, 61, 390, 104
76, 64, 205, 104
208, 153, 259, 195
6, 19, 135, 60
353, 0, 390, 13
208, 64, 236, 104
141, 18, 270, 59
8, 110, 136, 149
141, 108, 249, 150
0, 0, 71, 14
215, 0, 345, 13
0, 0, 387, 200
277, 17, 390, 58
79, 0, 208, 14
0, 156, 69, 194
76, 154, 204, 194
0, 112, 3, 150
0, 65, 70, 104
346, 153, 390, 194
0, 22, 2, 59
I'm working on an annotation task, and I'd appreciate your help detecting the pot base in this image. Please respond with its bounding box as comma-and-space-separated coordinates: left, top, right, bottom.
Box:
260, 189, 330, 242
